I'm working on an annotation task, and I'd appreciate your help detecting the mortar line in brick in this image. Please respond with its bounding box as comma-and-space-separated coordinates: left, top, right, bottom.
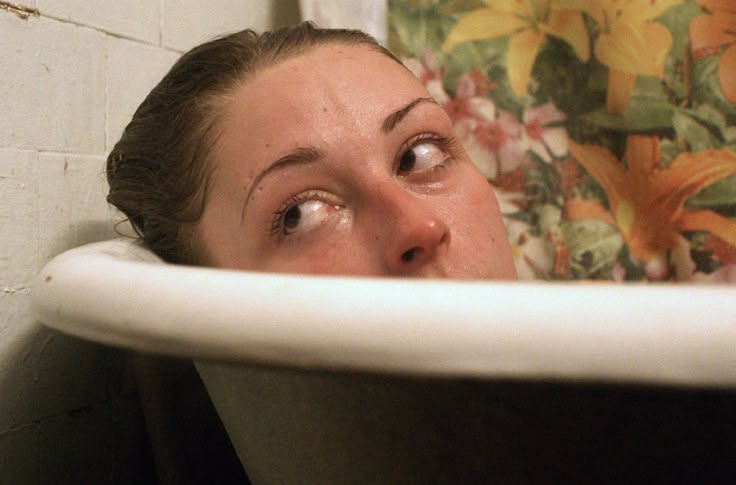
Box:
158, 0, 164, 46
2, 285, 30, 294
36, 149, 104, 158
35, 11, 162, 49
0, 1, 39, 19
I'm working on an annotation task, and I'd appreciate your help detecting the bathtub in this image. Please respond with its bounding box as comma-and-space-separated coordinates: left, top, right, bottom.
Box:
32, 239, 736, 482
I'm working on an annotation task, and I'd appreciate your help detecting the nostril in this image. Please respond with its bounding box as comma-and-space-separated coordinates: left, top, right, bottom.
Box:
401, 248, 416, 262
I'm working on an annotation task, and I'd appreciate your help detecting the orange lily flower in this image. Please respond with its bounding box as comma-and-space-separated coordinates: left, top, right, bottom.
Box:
576, 0, 683, 113
689, 0, 736, 105
442, 0, 590, 96
565, 135, 736, 262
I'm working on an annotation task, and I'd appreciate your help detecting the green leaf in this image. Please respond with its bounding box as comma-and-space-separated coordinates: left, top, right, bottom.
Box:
534, 204, 562, 233
441, 38, 504, 93
690, 104, 728, 133
631, 77, 668, 102
659, 139, 681, 166
657, 1, 704, 63
691, 57, 736, 123
531, 36, 607, 117
582, 98, 675, 132
672, 110, 720, 152
724, 127, 736, 144
388, 0, 459, 56
560, 220, 623, 277
686, 174, 736, 208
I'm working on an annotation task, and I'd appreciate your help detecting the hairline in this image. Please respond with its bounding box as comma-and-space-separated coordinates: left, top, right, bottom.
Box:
187, 40, 406, 265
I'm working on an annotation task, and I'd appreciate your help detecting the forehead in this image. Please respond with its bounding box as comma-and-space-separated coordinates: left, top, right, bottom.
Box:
213, 45, 429, 164
241, 44, 423, 116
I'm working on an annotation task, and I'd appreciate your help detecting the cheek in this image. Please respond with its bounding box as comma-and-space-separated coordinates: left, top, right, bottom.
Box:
257, 236, 374, 276
458, 171, 517, 278
452, 170, 504, 231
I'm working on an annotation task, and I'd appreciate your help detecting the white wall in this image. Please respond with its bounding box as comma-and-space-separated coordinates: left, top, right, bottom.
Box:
0, 0, 300, 481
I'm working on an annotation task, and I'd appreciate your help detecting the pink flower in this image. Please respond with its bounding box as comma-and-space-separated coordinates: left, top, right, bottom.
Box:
404, 54, 530, 180
403, 51, 449, 105
403, 51, 443, 84
455, 111, 528, 179
443, 70, 497, 122
447, 73, 528, 179
522, 103, 569, 163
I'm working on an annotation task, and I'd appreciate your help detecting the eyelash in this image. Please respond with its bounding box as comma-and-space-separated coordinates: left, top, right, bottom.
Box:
395, 133, 457, 174
269, 133, 458, 239
269, 190, 320, 238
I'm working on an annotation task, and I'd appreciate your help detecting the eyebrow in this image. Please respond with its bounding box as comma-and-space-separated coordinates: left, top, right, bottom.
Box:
381, 97, 438, 134
240, 96, 439, 222
240, 146, 322, 222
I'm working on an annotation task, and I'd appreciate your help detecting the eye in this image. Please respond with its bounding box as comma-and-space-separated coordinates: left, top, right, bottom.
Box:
273, 195, 339, 237
397, 136, 453, 175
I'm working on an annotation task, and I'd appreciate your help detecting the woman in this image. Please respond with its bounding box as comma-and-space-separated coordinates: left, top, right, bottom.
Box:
108, 21, 516, 279
106, 23, 736, 483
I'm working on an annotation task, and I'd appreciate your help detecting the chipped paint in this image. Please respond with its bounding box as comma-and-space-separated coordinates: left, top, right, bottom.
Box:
0, 1, 39, 19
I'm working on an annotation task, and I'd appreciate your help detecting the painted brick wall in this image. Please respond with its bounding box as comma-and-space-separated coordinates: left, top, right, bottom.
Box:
0, 1, 300, 482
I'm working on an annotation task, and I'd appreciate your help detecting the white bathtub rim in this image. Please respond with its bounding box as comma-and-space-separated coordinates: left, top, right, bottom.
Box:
31, 238, 736, 388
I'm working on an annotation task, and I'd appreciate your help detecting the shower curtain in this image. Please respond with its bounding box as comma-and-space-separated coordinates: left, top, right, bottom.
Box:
300, 0, 388, 45
388, 0, 736, 282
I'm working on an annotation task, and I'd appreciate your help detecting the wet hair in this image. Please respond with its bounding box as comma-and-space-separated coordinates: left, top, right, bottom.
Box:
107, 21, 400, 264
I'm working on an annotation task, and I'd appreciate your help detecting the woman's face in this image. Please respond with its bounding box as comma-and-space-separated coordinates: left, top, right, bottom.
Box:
197, 44, 517, 279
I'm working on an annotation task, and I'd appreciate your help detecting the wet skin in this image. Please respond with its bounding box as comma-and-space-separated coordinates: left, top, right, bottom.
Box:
197, 44, 517, 279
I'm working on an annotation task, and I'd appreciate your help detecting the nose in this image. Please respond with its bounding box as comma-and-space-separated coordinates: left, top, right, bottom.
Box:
370, 184, 450, 275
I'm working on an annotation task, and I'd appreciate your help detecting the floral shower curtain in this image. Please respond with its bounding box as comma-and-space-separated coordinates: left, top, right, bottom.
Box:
388, 0, 736, 282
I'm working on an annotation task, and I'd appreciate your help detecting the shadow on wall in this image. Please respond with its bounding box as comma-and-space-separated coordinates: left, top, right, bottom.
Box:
0, 328, 157, 483
3, 220, 246, 483
270, 0, 302, 29
46, 220, 131, 260
0, 221, 157, 483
